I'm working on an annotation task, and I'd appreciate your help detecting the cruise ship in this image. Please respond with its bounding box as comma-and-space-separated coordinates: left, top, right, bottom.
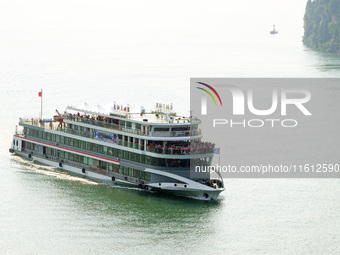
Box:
9, 103, 224, 200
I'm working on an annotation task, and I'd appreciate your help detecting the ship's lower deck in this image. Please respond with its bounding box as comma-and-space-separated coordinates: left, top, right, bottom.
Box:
11, 149, 224, 200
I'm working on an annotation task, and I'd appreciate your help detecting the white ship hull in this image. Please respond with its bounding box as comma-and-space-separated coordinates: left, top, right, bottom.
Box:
13, 150, 224, 200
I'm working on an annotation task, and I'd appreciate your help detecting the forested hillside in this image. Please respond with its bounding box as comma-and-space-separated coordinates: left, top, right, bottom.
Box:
303, 0, 340, 53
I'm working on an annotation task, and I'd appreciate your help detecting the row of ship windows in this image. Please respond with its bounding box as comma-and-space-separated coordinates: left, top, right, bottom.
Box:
24, 127, 206, 168
25, 142, 151, 181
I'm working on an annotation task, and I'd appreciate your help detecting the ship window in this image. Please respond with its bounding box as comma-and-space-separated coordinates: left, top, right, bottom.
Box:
112, 148, 117, 157
145, 156, 151, 165
13, 139, 15, 145
108, 148, 112, 156
118, 150, 123, 158
130, 153, 137, 162
154, 128, 169, 132
85, 142, 89, 150
145, 172, 150, 181
74, 154, 79, 163
118, 166, 123, 174
78, 140, 83, 149
171, 127, 190, 131
140, 155, 145, 164
16, 140, 18, 146
158, 158, 165, 166
150, 157, 158, 166
100, 161, 107, 170
124, 167, 129, 175
113, 164, 118, 171
68, 154, 74, 161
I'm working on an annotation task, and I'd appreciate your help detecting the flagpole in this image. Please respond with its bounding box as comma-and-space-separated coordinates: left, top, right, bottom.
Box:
40, 89, 43, 120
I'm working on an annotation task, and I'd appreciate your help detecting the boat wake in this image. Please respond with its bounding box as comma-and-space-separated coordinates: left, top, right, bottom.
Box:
12, 156, 98, 185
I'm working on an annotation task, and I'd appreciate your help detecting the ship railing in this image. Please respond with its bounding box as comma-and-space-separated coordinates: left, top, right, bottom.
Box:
55, 127, 94, 138
18, 118, 95, 139
15, 130, 24, 136
63, 115, 201, 137
149, 129, 201, 137
19, 118, 46, 127
116, 140, 143, 150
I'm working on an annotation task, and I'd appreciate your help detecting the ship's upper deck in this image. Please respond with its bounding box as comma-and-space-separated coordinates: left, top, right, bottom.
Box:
66, 106, 200, 126
17, 102, 204, 140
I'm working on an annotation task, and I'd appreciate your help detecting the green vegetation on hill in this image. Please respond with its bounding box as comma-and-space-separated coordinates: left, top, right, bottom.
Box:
303, 0, 340, 53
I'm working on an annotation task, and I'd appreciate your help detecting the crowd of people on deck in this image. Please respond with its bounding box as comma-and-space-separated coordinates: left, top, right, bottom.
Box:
65, 112, 120, 126
146, 141, 215, 155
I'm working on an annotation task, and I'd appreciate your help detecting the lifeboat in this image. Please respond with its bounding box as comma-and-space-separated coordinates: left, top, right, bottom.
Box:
53, 115, 64, 122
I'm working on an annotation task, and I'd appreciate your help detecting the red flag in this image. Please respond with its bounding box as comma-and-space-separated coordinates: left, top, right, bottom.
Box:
38, 91, 42, 97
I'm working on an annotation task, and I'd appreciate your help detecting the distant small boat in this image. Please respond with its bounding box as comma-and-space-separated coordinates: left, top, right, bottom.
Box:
270, 24, 278, 34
